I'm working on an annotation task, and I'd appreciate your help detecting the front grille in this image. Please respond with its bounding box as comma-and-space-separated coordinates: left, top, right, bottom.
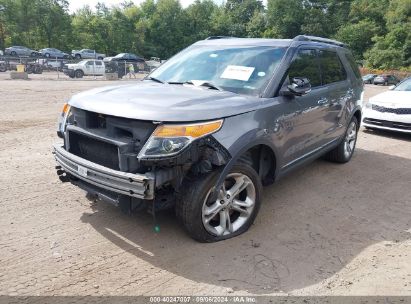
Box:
363, 118, 411, 130
372, 104, 411, 115
68, 132, 120, 170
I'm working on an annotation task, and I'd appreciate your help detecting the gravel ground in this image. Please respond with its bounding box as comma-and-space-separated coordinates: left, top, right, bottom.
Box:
0, 73, 410, 296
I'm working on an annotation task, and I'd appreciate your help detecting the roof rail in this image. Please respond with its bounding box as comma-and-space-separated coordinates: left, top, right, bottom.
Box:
205, 36, 235, 40
293, 35, 346, 47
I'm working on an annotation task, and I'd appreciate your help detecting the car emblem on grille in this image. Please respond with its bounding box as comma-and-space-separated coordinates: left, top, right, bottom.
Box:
77, 165, 88, 177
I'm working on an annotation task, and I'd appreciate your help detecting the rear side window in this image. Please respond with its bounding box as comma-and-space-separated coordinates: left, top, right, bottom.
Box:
95, 61, 102, 66
319, 50, 347, 84
288, 49, 321, 87
344, 52, 362, 80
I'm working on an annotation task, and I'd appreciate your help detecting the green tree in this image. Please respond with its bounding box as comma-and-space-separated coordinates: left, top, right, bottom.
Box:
265, 0, 304, 38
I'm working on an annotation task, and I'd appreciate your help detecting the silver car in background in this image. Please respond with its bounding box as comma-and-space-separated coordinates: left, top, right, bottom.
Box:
71, 49, 105, 60
39, 48, 70, 59
4, 46, 39, 57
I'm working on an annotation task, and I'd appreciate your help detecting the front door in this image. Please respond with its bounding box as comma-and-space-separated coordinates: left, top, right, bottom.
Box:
278, 48, 329, 166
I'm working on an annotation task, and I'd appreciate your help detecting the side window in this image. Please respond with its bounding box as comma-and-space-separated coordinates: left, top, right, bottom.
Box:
319, 50, 347, 84
85, 61, 93, 66
288, 49, 321, 88
95, 61, 102, 66
344, 52, 361, 80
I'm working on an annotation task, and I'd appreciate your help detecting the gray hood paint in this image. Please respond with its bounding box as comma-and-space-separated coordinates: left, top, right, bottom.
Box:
68, 82, 263, 122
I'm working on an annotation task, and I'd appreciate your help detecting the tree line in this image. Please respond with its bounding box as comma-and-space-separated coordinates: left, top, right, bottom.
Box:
0, 0, 409, 70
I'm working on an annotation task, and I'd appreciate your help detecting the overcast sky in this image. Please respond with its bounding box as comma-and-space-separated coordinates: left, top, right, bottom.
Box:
68, 0, 223, 11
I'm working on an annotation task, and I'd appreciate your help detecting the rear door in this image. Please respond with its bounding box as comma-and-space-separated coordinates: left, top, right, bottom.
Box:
318, 49, 352, 141
95, 60, 104, 75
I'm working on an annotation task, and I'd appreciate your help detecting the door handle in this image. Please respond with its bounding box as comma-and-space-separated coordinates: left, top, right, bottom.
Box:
317, 98, 328, 105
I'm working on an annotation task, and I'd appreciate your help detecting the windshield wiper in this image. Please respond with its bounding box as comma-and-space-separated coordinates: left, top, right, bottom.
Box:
196, 81, 223, 91
168, 80, 223, 91
146, 76, 165, 84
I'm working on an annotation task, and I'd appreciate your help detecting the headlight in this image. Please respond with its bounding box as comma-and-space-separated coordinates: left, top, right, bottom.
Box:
57, 103, 71, 138
138, 120, 223, 158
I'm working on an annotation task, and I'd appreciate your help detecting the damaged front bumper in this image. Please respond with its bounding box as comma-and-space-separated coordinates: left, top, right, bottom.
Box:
53, 144, 155, 200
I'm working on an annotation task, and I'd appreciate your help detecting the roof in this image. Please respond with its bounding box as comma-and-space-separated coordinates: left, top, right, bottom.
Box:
194, 38, 293, 47
195, 35, 346, 48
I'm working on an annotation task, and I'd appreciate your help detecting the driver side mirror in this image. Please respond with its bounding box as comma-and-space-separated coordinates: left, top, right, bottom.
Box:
281, 77, 312, 97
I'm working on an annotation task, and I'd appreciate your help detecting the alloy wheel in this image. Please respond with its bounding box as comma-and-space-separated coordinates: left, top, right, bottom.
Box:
344, 121, 357, 159
202, 172, 256, 236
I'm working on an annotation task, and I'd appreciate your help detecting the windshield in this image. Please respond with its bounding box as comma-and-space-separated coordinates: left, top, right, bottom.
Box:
394, 78, 411, 91
149, 45, 286, 96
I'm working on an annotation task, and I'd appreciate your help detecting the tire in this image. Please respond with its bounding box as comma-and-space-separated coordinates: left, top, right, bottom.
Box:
0, 64, 6, 72
176, 164, 262, 242
97, 57, 103, 60
10, 51, 16, 57
75, 69, 84, 78
324, 116, 359, 163
75, 54, 81, 60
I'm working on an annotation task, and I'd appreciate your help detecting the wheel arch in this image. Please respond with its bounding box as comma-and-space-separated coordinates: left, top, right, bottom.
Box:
353, 109, 362, 129
213, 135, 279, 200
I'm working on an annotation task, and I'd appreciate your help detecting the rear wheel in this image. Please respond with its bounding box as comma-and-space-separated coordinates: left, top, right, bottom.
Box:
176, 164, 262, 242
75, 54, 81, 60
324, 116, 358, 163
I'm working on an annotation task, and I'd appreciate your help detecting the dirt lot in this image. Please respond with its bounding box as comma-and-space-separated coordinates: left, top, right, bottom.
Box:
0, 73, 410, 296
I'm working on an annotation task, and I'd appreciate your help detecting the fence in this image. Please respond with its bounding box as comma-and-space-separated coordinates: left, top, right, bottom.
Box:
0, 55, 157, 79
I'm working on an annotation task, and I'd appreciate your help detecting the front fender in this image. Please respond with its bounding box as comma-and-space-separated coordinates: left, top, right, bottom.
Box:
210, 111, 279, 200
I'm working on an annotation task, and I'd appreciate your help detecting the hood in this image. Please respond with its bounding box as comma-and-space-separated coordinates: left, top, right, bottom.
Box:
68, 81, 265, 122
370, 91, 411, 108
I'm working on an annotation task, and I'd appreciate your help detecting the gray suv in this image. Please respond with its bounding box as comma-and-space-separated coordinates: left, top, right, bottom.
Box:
54, 35, 363, 242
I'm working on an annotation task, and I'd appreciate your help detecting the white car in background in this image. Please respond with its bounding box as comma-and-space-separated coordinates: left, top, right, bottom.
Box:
363, 77, 411, 133
62, 59, 105, 78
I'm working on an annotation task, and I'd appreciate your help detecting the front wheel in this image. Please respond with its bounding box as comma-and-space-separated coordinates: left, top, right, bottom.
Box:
324, 116, 358, 163
176, 164, 262, 242
75, 69, 84, 78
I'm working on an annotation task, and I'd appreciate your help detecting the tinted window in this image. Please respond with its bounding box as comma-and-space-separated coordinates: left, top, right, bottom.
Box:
319, 50, 347, 84
344, 52, 361, 80
288, 49, 321, 87
95, 61, 102, 66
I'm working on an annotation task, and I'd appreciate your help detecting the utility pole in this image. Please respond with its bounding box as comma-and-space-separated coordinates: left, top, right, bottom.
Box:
0, 5, 5, 52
